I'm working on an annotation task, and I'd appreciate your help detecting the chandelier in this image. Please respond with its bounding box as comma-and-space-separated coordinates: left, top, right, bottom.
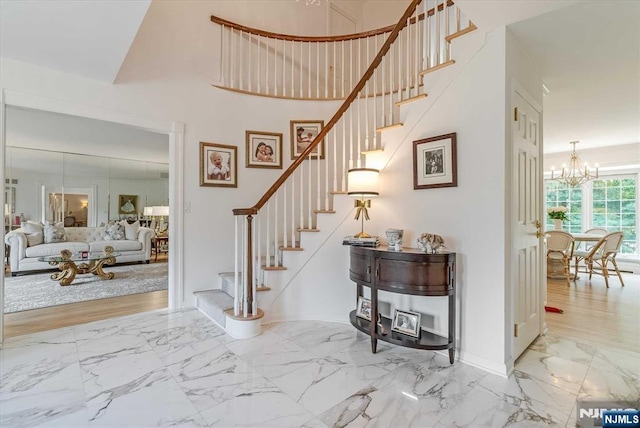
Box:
550, 141, 599, 187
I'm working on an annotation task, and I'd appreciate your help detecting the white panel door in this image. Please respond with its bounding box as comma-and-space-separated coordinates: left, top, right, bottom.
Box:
512, 90, 543, 359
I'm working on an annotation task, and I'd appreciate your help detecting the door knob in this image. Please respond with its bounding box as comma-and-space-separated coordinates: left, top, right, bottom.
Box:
535, 220, 544, 238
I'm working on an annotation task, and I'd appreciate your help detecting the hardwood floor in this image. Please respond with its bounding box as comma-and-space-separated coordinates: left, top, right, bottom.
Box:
3, 255, 169, 339
546, 270, 639, 353
3, 290, 168, 338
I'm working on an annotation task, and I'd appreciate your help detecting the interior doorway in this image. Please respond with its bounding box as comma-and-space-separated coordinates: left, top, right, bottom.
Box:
1, 94, 183, 343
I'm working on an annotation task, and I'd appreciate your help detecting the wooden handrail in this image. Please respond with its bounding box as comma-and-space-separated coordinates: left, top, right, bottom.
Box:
233, 0, 423, 215
211, 0, 452, 43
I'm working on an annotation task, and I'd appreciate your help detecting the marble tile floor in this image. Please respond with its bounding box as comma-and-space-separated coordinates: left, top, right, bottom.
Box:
1, 308, 638, 428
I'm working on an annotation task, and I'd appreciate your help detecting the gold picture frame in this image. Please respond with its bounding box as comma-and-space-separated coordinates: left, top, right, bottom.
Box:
290, 120, 325, 159
200, 142, 238, 188
118, 195, 138, 215
246, 131, 283, 169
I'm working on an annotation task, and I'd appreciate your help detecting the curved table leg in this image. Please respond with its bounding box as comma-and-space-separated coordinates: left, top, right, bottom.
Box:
50, 261, 77, 286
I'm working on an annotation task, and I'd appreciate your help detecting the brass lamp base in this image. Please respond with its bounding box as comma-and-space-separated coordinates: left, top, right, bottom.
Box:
354, 231, 371, 238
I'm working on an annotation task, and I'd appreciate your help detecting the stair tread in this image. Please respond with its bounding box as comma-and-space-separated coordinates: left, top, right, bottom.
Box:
419, 59, 456, 76
194, 289, 234, 309
224, 308, 265, 321
297, 228, 320, 232
330, 190, 347, 195
262, 265, 287, 271
395, 93, 428, 106
314, 210, 336, 213
280, 246, 304, 251
376, 123, 403, 133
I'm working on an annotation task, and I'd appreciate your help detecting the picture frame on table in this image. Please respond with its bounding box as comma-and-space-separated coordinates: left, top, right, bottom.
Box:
413, 132, 457, 190
290, 120, 325, 159
200, 142, 238, 188
391, 309, 421, 338
246, 131, 283, 169
356, 296, 372, 321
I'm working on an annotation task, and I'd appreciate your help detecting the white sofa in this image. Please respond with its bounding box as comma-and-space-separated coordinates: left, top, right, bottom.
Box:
5, 226, 153, 275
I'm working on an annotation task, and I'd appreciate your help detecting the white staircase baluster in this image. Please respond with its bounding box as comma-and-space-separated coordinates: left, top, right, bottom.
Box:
407, 21, 411, 100
325, 129, 330, 208
291, 40, 295, 98
283, 181, 288, 249
332, 41, 336, 99
274, 191, 278, 264
308, 154, 312, 228
325, 42, 328, 99
299, 42, 303, 98
291, 172, 296, 246
266, 201, 271, 268
316, 41, 320, 98
341, 40, 345, 98
256, 212, 262, 290
242, 216, 248, 317
299, 166, 304, 228
234, 215, 239, 316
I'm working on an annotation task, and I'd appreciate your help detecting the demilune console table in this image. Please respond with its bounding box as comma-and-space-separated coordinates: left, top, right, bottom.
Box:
349, 246, 457, 363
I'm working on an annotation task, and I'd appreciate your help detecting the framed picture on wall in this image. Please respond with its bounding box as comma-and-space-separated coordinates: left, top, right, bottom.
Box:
290, 120, 325, 159
200, 142, 238, 188
246, 131, 283, 169
413, 132, 457, 190
118, 195, 138, 215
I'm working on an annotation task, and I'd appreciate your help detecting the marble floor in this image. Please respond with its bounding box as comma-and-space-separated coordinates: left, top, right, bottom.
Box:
1, 308, 638, 428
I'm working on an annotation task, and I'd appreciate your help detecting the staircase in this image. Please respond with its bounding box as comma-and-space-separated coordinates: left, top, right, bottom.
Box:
197, 0, 477, 338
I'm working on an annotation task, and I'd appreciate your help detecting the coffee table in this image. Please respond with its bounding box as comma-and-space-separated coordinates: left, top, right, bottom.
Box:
38, 247, 121, 286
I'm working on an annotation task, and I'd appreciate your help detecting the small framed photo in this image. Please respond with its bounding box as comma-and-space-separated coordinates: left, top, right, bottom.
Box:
392, 309, 421, 338
290, 120, 325, 159
246, 130, 283, 169
413, 132, 457, 189
118, 195, 138, 215
356, 296, 372, 321
200, 142, 237, 188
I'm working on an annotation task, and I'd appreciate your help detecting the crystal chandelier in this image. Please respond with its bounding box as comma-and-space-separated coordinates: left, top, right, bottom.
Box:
550, 141, 599, 187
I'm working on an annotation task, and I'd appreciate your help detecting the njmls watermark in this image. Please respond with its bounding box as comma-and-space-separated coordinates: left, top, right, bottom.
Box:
577, 400, 640, 427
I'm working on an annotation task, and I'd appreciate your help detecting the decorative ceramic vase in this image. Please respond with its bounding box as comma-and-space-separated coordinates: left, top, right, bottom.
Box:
554, 219, 562, 230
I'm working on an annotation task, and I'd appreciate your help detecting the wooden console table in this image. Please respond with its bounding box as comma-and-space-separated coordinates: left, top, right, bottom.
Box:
348, 246, 456, 363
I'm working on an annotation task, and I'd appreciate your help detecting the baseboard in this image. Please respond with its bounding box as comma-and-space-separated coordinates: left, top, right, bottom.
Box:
457, 350, 512, 378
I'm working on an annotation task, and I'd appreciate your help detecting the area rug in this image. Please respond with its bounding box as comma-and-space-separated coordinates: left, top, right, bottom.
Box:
4, 263, 168, 313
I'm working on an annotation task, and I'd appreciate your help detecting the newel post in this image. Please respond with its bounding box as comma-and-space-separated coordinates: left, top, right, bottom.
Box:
246, 214, 253, 315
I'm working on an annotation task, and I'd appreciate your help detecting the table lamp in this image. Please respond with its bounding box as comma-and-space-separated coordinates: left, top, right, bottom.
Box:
347, 168, 379, 238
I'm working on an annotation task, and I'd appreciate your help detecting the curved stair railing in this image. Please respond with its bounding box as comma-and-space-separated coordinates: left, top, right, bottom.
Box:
225, 0, 475, 319
211, 0, 475, 101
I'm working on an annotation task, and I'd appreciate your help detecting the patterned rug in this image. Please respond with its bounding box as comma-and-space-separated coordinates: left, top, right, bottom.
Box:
4, 263, 168, 313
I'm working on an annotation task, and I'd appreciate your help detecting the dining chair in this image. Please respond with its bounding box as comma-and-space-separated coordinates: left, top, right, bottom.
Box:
573, 231, 625, 288
546, 231, 575, 287
577, 227, 608, 251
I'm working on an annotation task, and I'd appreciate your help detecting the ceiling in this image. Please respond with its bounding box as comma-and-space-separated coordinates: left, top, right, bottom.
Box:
0, 0, 150, 82
506, 1, 640, 153
1, 1, 637, 154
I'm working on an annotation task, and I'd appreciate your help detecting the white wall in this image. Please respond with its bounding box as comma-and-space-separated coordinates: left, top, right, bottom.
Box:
1, 16, 339, 309
1, 1, 517, 373
263, 28, 512, 374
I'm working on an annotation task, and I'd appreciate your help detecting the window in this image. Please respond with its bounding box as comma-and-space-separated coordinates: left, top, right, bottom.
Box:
545, 174, 638, 257
591, 177, 636, 255
545, 180, 582, 233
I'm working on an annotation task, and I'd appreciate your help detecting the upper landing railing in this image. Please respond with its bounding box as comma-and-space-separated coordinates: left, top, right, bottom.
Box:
211, 0, 475, 100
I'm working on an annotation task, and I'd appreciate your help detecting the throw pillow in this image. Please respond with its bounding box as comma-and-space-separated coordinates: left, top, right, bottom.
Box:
21, 221, 44, 247
104, 221, 124, 240
43, 221, 66, 244
121, 220, 140, 240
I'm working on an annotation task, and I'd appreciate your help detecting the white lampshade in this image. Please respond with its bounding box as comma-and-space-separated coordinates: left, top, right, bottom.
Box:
143, 206, 153, 216
152, 205, 170, 216
347, 168, 380, 197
